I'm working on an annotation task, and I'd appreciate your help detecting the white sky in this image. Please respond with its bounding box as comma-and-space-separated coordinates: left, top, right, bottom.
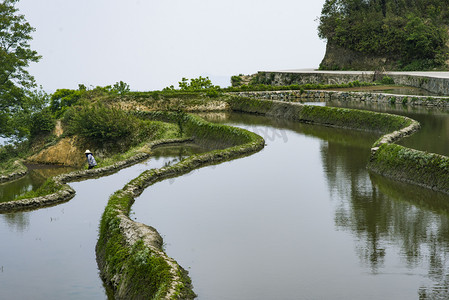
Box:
17, 0, 326, 92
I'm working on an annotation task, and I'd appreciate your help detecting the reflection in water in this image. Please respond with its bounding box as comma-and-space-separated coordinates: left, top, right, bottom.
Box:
0, 165, 76, 203
320, 115, 449, 298
1, 212, 30, 233
3, 107, 449, 298
152, 143, 207, 167
131, 112, 449, 299
327, 100, 449, 156
371, 174, 449, 299
0, 144, 207, 300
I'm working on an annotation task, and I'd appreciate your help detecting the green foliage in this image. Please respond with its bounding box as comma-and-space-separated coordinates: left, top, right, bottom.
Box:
2, 87, 51, 139
178, 76, 215, 90
161, 76, 223, 98
0, 143, 28, 175
0, 0, 41, 137
111, 81, 130, 95
63, 103, 136, 144
318, 0, 449, 70
231, 75, 243, 87
63, 103, 176, 149
50, 89, 85, 118
224, 80, 374, 92
29, 108, 55, 138
381, 76, 395, 84
15, 178, 61, 200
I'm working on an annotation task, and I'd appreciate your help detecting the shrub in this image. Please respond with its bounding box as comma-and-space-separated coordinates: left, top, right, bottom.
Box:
231, 75, 243, 87
381, 76, 395, 85
64, 103, 137, 144
29, 108, 56, 138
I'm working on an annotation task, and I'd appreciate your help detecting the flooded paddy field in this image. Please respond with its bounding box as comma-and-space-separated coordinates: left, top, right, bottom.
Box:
0, 145, 206, 299
2, 106, 449, 299
132, 112, 449, 299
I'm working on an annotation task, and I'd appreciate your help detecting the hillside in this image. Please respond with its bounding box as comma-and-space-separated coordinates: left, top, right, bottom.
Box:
318, 0, 449, 71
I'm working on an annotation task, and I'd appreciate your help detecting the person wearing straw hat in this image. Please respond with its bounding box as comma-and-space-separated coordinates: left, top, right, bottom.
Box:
85, 150, 97, 169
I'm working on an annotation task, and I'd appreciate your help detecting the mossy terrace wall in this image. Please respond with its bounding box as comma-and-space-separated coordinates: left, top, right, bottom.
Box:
228, 96, 449, 194
3, 95, 449, 298
96, 112, 265, 299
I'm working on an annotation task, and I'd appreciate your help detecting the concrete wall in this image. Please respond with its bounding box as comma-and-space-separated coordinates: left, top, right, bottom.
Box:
255, 71, 449, 96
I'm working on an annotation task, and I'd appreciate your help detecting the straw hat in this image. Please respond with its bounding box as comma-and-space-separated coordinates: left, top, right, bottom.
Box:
85, 150, 92, 154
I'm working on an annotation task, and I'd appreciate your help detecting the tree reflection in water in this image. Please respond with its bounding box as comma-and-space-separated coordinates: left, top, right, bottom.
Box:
1, 212, 30, 233
321, 134, 449, 298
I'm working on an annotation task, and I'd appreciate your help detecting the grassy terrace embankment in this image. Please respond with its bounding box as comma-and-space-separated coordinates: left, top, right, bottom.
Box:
228, 96, 449, 194
3, 93, 449, 298
96, 112, 265, 299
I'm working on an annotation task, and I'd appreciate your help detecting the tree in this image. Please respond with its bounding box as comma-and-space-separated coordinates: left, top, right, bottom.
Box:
0, 0, 41, 137
318, 0, 449, 70
178, 76, 215, 90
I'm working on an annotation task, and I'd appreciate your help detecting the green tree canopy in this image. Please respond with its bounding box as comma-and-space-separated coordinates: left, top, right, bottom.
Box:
0, 0, 41, 137
318, 0, 449, 70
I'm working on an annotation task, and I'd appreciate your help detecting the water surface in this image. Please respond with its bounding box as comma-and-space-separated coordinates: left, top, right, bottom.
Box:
2, 107, 449, 299
0, 165, 76, 202
326, 100, 449, 156
132, 113, 449, 299
0, 145, 206, 299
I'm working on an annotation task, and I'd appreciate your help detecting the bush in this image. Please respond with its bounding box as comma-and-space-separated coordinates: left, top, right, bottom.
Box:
231, 75, 243, 87
381, 76, 395, 85
29, 108, 56, 138
64, 103, 137, 144
63, 103, 177, 149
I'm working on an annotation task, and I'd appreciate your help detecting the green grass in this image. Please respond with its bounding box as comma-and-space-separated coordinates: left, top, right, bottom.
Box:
368, 144, 449, 193
15, 178, 61, 200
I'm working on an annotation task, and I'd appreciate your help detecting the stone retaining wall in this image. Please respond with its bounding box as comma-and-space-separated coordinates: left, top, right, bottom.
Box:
255, 71, 449, 96
232, 90, 449, 107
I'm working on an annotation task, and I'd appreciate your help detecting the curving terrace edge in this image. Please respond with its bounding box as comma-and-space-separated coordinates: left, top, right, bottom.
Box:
2, 95, 449, 298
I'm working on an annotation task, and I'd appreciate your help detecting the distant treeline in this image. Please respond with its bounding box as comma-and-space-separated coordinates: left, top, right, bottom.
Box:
318, 0, 449, 70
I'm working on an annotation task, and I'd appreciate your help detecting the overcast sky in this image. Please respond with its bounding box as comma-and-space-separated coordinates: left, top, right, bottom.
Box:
17, 0, 326, 92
